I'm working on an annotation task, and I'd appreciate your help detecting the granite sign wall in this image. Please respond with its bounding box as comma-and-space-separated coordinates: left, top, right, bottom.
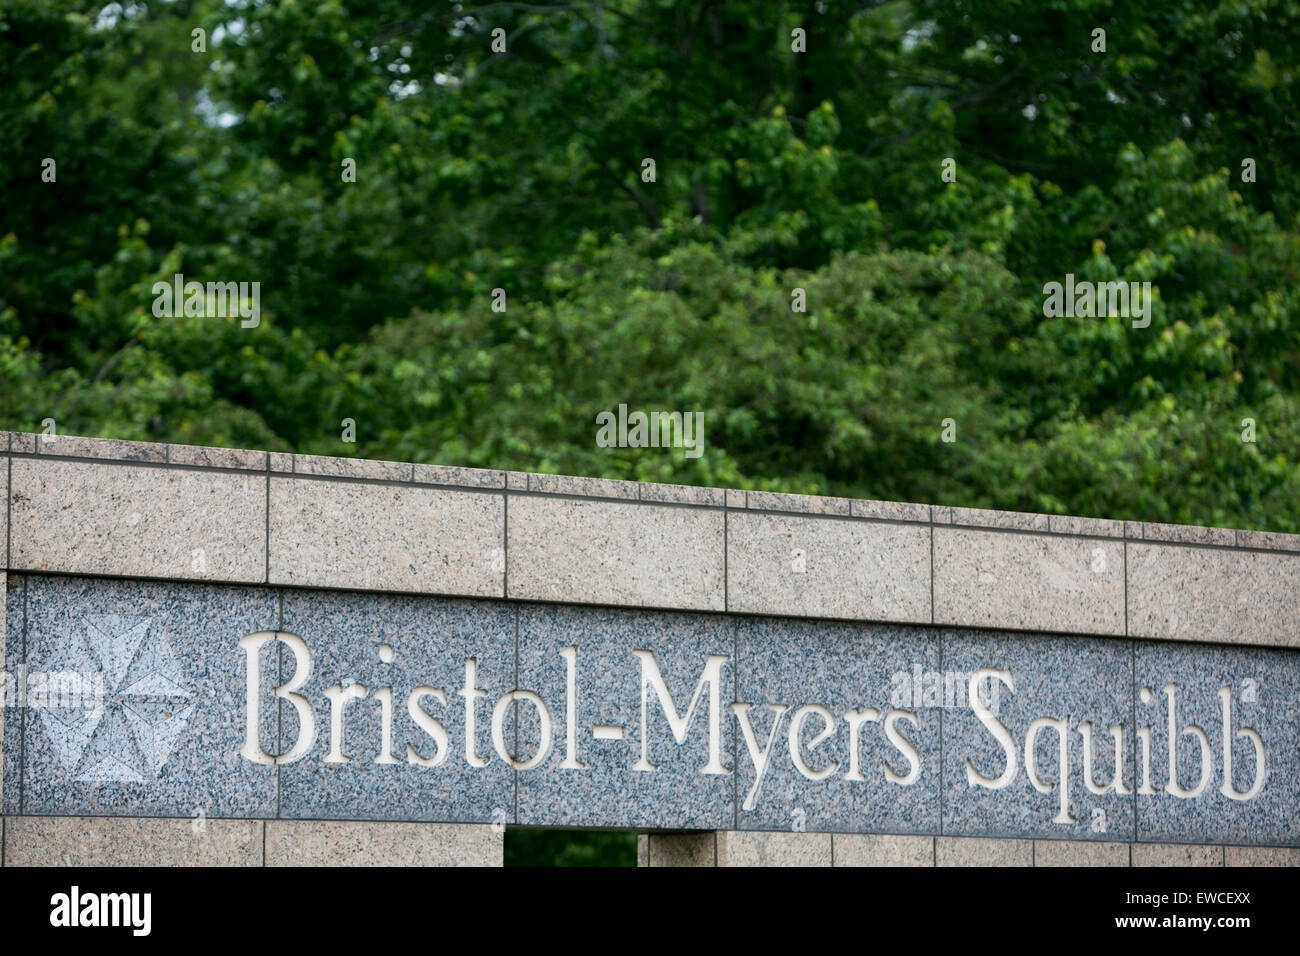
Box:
4, 575, 1295, 846
0, 432, 1297, 865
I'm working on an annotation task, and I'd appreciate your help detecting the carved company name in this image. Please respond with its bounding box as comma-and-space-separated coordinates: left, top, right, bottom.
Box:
238, 632, 1267, 821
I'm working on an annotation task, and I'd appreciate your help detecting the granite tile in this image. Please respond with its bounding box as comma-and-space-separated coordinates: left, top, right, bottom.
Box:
644, 832, 716, 866
277, 590, 515, 823
1235, 529, 1300, 553
744, 491, 809, 514
1134, 641, 1299, 847
0, 461, 6, 569
734, 617, 940, 834
1224, 845, 1300, 866
412, 463, 505, 490
10, 459, 266, 582
717, 830, 832, 866
506, 472, 528, 491
293, 453, 411, 482
18, 575, 278, 817
7, 433, 36, 455
936, 836, 1033, 866
168, 443, 268, 471
265, 820, 500, 866
747, 491, 850, 516
948, 507, 1049, 532
36, 435, 168, 463
1127, 542, 1300, 647
941, 629, 1134, 841
2, 577, 19, 815
1048, 515, 1125, 538
269, 476, 504, 596
934, 528, 1124, 635
1033, 839, 1129, 866
833, 833, 934, 866
638, 482, 724, 507
527, 473, 640, 500
1139, 522, 1235, 546
268, 452, 293, 473
514, 603, 733, 830
725, 489, 746, 509
0, 575, 7, 814
850, 499, 930, 523
507, 496, 724, 611
727, 513, 931, 622
1131, 843, 1223, 867
4, 816, 263, 866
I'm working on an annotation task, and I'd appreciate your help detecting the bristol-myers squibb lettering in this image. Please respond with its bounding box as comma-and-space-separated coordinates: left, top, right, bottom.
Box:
238, 631, 1268, 822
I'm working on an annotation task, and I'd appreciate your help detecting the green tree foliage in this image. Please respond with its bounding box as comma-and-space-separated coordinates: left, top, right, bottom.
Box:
2, 0, 1297, 519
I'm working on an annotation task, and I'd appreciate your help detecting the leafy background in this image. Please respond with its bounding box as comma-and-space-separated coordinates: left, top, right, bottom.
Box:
3, 0, 1297, 863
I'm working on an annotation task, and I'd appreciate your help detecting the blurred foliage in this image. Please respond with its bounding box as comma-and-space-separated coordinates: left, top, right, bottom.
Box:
4, 0, 1298, 865
504, 828, 637, 867
4, 0, 1296, 529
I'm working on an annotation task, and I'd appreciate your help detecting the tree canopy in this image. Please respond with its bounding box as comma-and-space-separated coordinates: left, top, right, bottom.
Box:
3, 0, 1298, 532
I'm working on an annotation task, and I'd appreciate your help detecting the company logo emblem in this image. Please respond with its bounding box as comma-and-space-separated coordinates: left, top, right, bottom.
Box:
36, 615, 195, 782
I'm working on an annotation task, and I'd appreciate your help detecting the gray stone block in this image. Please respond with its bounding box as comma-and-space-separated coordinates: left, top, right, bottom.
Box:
1131, 843, 1223, 867
528, 473, 639, 499
934, 528, 1124, 635
1033, 839, 1129, 866
294, 453, 412, 482
1048, 515, 1125, 538
1139, 522, 1235, 546
0, 575, 6, 813
733, 617, 940, 835
1224, 845, 1300, 866
37, 435, 168, 463
515, 603, 734, 830
948, 507, 1049, 532
936, 836, 1033, 866
277, 589, 515, 823
507, 496, 724, 611
168, 443, 268, 471
15, 575, 279, 817
643, 832, 716, 866
4, 815, 263, 866
2, 577, 18, 815
941, 629, 1134, 841
6, 433, 36, 455
1127, 542, 1300, 647
1236, 529, 1300, 553
412, 463, 505, 489
11, 459, 266, 582
850, 499, 930, 523
717, 830, 832, 866
265, 820, 500, 866
638, 482, 724, 507
746, 490, 850, 516
727, 512, 931, 622
269, 476, 504, 596
833, 833, 933, 866
1133, 641, 1298, 846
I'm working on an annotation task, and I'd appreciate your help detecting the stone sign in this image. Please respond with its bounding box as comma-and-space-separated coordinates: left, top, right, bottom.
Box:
0, 433, 1297, 866
5, 575, 1294, 846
